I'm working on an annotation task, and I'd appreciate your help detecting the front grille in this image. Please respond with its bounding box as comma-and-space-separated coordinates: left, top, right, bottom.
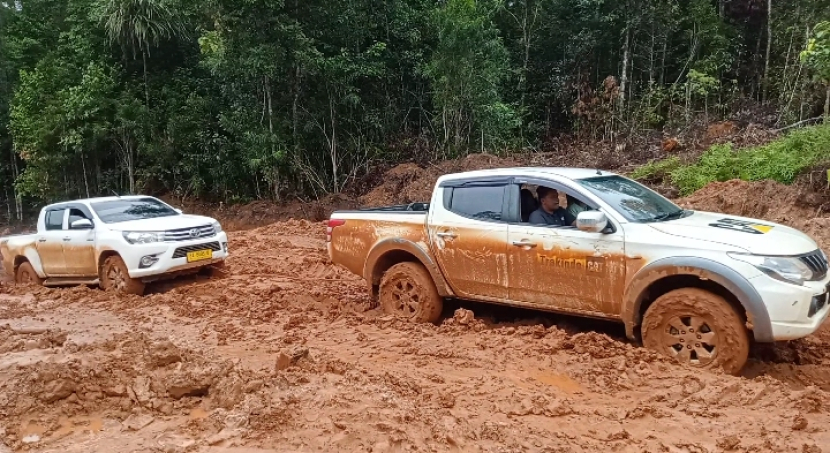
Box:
164, 224, 216, 242
172, 242, 221, 259
799, 250, 828, 280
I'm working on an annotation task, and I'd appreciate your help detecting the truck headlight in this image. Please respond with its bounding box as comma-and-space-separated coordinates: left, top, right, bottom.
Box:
728, 252, 814, 286
212, 221, 223, 234
123, 231, 164, 244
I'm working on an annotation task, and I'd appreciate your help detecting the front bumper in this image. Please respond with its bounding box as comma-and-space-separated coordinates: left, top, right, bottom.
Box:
122, 232, 230, 279
749, 271, 830, 341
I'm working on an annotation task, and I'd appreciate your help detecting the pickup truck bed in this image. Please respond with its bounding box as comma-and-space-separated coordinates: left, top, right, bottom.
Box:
328, 208, 434, 295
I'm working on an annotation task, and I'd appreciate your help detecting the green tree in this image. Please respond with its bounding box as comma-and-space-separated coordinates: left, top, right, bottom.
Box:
801, 21, 830, 118
425, 0, 517, 153
96, 0, 188, 107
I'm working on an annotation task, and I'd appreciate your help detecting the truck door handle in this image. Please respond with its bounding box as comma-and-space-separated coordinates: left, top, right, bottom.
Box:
436, 232, 457, 239
63, 237, 71, 241
512, 240, 537, 248
38, 238, 47, 243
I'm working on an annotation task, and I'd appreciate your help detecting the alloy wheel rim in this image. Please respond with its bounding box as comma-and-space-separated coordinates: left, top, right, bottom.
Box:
660, 315, 718, 366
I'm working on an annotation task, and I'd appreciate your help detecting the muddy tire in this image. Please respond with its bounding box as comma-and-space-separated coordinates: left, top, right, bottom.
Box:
642, 288, 749, 376
15, 262, 43, 286
100, 255, 145, 296
379, 262, 443, 324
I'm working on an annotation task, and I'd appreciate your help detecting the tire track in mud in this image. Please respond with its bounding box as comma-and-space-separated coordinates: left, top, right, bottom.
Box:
0, 218, 828, 452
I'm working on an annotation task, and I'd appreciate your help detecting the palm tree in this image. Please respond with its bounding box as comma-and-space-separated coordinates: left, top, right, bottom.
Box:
98, 0, 187, 107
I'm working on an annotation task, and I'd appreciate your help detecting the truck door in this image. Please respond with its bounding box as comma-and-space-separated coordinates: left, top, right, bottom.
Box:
428, 179, 510, 300
62, 207, 98, 276
37, 208, 68, 276
506, 180, 627, 318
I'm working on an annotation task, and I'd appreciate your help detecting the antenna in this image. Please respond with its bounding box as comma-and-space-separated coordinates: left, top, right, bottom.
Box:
110, 189, 120, 198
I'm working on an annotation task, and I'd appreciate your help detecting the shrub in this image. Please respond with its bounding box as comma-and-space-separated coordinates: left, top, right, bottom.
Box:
631, 124, 830, 196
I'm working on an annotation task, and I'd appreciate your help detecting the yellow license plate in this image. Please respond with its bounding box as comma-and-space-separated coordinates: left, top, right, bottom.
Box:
186, 249, 213, 262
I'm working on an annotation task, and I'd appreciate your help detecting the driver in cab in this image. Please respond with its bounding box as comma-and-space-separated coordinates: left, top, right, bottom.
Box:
529, 186, 575, 227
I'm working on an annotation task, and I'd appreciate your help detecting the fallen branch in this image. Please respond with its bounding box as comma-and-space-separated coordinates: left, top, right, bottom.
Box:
774, 116, 824, 133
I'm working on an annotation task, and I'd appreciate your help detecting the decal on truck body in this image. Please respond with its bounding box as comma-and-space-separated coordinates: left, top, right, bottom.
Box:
537, 254, 606, 274
709, 218, 774, 235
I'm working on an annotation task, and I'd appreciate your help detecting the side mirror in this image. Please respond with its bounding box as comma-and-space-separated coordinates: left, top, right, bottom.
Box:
576, 211, 608, 233
70, 218, 94, 230
174, 208, 183, 214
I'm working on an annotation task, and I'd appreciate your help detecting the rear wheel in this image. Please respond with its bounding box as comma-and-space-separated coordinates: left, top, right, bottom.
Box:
379, 262, 443, 324
100, 255, 145, 295
641, 288, 749, 376
15, 262, 43, 286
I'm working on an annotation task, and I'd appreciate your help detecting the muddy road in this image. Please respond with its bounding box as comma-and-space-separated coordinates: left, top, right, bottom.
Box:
1, 212, 830, 452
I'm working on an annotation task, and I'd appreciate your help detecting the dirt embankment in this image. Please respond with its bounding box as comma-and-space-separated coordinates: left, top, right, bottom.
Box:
1, 189, 830, 451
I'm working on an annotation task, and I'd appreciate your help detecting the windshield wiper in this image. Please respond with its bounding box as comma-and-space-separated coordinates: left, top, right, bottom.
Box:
652, 209, 686, 222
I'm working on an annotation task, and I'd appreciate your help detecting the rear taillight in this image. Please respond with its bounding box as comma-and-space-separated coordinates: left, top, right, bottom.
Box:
326, 218, 345, 242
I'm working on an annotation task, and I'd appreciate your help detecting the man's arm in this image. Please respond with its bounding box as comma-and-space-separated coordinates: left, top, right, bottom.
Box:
564, 209, 577, 226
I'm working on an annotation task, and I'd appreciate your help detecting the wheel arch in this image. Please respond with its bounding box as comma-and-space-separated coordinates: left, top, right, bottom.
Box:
622, 256, 772, 343
363, 238, 453, 301
18, 248, 46, 278
97, 249, 121, 277
13, 255, 29, 270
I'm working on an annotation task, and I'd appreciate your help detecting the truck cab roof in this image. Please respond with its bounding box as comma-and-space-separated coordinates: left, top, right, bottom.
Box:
42, 195, 155, 210
437, 167, 617, 183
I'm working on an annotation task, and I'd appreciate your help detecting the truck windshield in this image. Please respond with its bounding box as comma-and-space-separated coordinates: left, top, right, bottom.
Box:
90, 198, 179, 223
576, 175, 686, 223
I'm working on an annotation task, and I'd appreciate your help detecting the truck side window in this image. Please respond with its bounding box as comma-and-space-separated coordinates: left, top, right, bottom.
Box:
45, 210, 65, 231
67, 208, 89, 228
449, 186, 505, 221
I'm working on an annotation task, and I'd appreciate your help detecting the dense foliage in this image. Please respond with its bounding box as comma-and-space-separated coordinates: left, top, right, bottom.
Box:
633, 124, 830, 195
2, 0, 830, 217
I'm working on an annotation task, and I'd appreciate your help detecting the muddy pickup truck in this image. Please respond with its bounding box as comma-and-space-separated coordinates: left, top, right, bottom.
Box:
1, 195, 229, 295
327, 167, 830, 375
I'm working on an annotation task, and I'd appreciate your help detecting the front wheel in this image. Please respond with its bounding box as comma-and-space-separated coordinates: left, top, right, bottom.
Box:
379, 262, 443, 324
100, 255, 145, 295
641, 288, 750, 376
15, 262, 44, 286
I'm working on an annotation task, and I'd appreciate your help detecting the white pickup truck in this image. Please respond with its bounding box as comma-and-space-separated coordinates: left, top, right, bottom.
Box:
328, 167, 830, 375
1, 195, 229, 295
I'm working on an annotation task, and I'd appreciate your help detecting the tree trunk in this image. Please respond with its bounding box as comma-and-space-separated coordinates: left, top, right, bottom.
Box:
763, 0, 772, 103
648, 20, 656, 88
122, 135, 136, 195
659, 31, 668, 86
128, 154, 136, 195
619, 24, 631, 116
754, 25, 763, 99
265, 75, 279, 202
81, 154, 90, 198
10, 150, 21, 221
292, 64, 303, 193
825, 84, 830, 122
142, 49, 150, 108
5, 188, 10, 226
329, 96, 338, 193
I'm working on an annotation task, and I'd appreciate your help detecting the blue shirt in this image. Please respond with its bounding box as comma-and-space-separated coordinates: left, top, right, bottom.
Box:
529, 207, 574, 226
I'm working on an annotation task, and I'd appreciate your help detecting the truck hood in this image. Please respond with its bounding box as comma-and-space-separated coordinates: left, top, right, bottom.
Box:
647, 210, 819, 256
105, 214, 216, 232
